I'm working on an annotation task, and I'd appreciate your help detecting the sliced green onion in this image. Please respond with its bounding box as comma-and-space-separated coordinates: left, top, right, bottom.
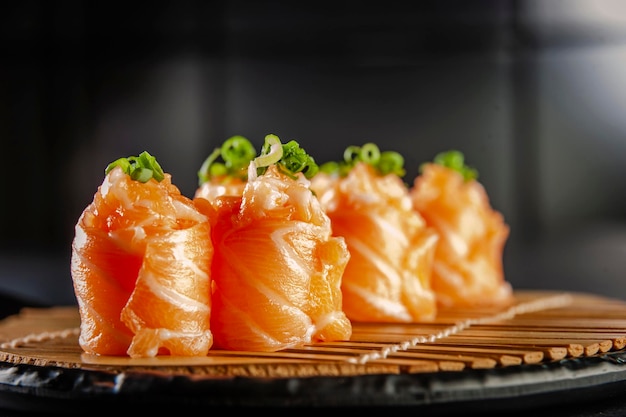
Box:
221, 136, 257, 169
343, 146, 361, 165
105, 151, 164, 183
432, 150, 478, 181
197, 148, 221, 185
319, 161, 340, 174
254, 134, 283, 168
378, 151, 405, 176
197, 135, 257, 185
359, 143, 380, 165
319, 143, 406, 178
278, 140, 319, 179
254, 134, 319, 180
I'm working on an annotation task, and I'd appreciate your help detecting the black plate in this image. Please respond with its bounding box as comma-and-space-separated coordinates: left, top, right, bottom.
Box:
2, 352, 626, 415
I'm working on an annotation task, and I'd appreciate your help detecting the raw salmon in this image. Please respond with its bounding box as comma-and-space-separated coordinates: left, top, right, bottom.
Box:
312, 156, 439, 323
196, 136, 352, 352
195, 176, 246, 201
409, 151, 512, 308
70, 152, 213, 357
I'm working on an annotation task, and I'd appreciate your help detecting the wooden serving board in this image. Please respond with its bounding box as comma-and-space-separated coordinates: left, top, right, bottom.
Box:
2, 290, 626, 412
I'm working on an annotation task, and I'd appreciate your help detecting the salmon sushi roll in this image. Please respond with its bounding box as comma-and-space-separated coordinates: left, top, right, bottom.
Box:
197, 135, 352, 352
312, 144, 439, 323
70, 151, 213, 358
410, 150, 512, 308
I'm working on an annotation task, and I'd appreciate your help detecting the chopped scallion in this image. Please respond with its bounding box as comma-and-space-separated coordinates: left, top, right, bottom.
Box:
255, 134, 319, 179
320, 143, 405, 177
105, 151, 165, 183
430, 150, 478, 181
197, 135, 257, 185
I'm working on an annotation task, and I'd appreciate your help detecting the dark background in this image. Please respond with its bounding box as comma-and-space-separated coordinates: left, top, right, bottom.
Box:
1, 0, 625, 307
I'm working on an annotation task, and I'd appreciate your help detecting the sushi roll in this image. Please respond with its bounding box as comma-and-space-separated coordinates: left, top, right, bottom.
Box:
410, 150, 512, 308
311, 144, 439, 323
70, 152, 213, 358
197, 134, 353, 352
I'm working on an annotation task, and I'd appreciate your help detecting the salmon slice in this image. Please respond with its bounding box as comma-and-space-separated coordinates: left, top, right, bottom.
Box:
311, 162, 438, 323
410, 156, 512, 308
195, 176, 246, 201
71, 160, 213, 357
199, 164, 352, 352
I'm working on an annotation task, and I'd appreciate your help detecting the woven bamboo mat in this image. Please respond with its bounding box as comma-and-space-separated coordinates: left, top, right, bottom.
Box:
1, 290, 625, 379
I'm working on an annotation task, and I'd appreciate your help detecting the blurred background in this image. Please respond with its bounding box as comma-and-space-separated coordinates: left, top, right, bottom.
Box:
0, 0, 624, 308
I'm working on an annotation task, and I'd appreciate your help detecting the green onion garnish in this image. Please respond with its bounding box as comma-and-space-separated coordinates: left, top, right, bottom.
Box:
105, 151, 165, 183
320, 143, 405, 177
255, 134, 319, 180
429, 150, 478, 181
197, 135, 257, 185
254, 134, 283, 168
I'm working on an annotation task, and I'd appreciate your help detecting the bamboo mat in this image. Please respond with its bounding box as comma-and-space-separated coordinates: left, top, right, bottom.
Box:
1, 290, 626, 379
